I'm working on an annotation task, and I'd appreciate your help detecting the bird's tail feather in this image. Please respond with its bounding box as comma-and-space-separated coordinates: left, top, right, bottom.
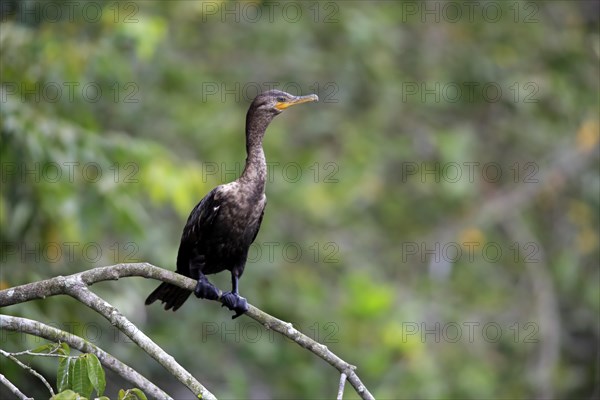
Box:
145, 282, 192, 311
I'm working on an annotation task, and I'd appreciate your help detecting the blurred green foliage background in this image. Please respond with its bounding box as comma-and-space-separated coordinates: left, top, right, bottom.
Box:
1, 1, 598, 399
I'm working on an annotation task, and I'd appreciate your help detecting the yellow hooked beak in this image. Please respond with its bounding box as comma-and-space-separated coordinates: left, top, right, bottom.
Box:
275, 94, 319, 111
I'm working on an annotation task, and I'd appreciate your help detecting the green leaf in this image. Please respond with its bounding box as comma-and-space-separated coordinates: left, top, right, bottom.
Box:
85, 353, 106, 396
57, 356, 71, 392
57, 342, 71, 356
68, 356, 75, 388
30, 343, 54, 354
117, 389, 148, 400
50, 390, 79, 400
129, 388, 148, 400
72, 355, 92, 399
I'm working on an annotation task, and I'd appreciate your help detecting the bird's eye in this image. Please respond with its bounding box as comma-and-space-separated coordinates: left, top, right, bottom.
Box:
276, 96, 286, 102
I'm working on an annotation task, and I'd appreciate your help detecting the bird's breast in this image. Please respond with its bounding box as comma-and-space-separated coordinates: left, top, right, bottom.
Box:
219, 192, 265, 228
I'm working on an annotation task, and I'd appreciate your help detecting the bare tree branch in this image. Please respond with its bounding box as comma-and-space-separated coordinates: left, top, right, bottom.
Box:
68, 283, 213, 399
0, 373, 33, 400
0, 315, 171, 400
0, 263, 375, 400
337, 372, 347, 400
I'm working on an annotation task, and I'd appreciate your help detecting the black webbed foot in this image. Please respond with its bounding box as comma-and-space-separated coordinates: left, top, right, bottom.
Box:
194, 276, 220, 300
221, 292, 249, 319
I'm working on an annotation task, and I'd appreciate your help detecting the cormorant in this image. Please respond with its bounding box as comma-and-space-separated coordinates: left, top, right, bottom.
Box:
145, 90, 318, 318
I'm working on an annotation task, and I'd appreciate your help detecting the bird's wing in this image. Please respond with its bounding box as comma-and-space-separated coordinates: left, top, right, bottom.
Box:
250, 199, 266, 244
175, 187, 222, 277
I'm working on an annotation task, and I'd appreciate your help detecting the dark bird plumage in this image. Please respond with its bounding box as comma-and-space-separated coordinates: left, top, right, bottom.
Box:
145, 90, 318, 318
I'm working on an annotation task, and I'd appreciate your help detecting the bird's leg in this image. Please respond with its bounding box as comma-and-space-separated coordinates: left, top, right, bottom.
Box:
194, 273, 220, 301
221, 272, 249, 319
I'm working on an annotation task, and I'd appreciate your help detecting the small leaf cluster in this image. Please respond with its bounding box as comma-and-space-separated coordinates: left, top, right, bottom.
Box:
30, 343, 146, 400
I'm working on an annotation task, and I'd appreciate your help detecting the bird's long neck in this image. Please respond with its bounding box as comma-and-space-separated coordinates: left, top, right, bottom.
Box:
239, 114, 269, 193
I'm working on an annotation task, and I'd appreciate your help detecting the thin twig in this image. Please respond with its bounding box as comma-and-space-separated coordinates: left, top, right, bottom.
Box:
0, 315, 171, 400
0, 374, 33, 400
0, 263, 376, 400
0, 348, 54, 396
337, 372, 347, 400
9, 350, 69, 358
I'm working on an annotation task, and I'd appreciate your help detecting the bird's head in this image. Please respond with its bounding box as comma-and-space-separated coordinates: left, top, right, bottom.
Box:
251, 89, 319, 116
